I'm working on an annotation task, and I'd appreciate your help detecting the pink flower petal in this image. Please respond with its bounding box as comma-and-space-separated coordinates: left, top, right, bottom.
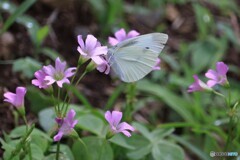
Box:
32, 79, 41, 87
127, 30, 140, 38
77, 46, 88, 56
55, 58, 66, 73
91, 56, 104, 65
105, 111, 113, 126
111, 111, 122, 127
92, 46, 108, 56
44, 76, 56, 85
114, 28, 126, 41
187, 75, 203, 92
54, 131, 63, 141
97, 61, 110, 75
71, 120, 78, 128
121, 130, 132, 137
86, 35, 98, 53
117, 122, 135, 132
3, 92, 16, 104
108, 37, 119, 46
152, 58, 161, 70
15, 87, 26, 107
56, 78, 70, 88
205, 69, 218, 80
64, 67, 76, 77
77, 35, 85, 49
67, 109, 76, 121
207, 80, 218, 88
216, 62, 228, 75
43, 65, 55, 76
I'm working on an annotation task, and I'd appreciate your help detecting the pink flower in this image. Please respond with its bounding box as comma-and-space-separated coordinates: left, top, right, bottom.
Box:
108, 28, 140, 46
105, 111, 134, 137
4, 87, 27, 108
96, 56, 110, 74
54, 109, 78, 141
43, 57, 76, 88
188, 75, 211, 93
32, 69, 50, 89
205, 62, 229, 87
152, 58, 161, 70
77, 35, 108, 64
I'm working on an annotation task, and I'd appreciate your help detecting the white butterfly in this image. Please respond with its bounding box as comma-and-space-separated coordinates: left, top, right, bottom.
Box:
107, 33, 168, 82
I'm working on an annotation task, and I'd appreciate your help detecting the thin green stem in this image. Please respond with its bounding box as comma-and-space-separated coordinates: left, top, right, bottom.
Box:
23, 116, 28, 131
57, 87, 61, 115
123, 83, 136, 121
224, 86, 235, 152
63, 71, 87, 116
212, 90, 225, 98
8, 125, 35, 160
61, 62, 82, 114
22, 116, 32, 160
56, 141, 60, 160
224, 116, 234, 152
52, 94, 58, 115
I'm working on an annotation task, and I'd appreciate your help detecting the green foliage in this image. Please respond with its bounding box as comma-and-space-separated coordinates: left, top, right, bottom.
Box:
125, 123, 184, 160
0, 0, 36, 34
13, 57, 42, 78
72, 136, 113, 160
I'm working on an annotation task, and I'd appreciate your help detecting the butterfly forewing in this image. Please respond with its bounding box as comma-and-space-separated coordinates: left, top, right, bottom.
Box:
109, 33, 168, 82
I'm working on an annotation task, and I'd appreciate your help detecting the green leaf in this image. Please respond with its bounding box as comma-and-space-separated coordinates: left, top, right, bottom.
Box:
50, 144, 74, 160
193, 4, 213, 39
31, 135, 49, 152
38, 105, 84, 132
151, 140, 184, 160
41, 47, 61, 60
171, 135, 211, 160
127, 144, 152, 160
38, 107, 55, 132
217, 22, 240, 50
26, 86, 54, 113
36, 25, 49, 47
13, 57, 42, 78
125, 134, 151, 159
136, 80, 194, 122
30, 143, 45, 160
132, 122, 152, 141
76, 114, 105, 136
0, 0, 36, 34
43, 154, 68, 160
109, 134, 135, 149
150, 128, 174, 142
9, 125, 52, 141
72, 136, 113, 160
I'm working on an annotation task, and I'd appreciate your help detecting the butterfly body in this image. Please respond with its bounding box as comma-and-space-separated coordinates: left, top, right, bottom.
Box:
107, 33, 168, 82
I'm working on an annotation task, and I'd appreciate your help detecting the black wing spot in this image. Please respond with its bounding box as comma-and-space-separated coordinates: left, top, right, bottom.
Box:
145, 47, 150, 49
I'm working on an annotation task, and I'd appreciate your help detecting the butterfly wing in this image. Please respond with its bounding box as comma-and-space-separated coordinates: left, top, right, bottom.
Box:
109, 33, 168, 82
